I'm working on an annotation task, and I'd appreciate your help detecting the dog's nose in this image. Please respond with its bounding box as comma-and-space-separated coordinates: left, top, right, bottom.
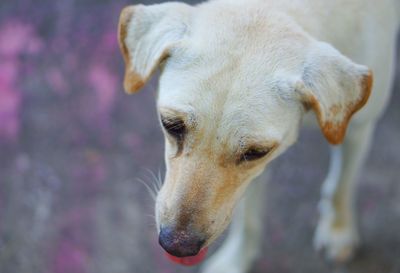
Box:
159, 227, 205, 257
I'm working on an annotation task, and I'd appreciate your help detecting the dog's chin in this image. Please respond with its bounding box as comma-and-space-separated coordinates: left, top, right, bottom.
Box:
165, 246, 209, 266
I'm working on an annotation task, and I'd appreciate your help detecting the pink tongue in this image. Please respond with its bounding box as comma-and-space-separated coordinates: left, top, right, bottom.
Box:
165, 247, 208, 266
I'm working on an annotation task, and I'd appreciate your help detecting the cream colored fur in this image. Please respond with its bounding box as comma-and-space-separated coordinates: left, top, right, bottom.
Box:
118, 0, 399, 272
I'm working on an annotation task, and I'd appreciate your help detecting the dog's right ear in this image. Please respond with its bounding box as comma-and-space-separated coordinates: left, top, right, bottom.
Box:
118, 3, 192, 94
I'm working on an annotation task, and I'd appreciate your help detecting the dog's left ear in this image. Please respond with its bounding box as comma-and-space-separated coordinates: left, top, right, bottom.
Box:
296, 41, 373, 145
118, 3, 192, 94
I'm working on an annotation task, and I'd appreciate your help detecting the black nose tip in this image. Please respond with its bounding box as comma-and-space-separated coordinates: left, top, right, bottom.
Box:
159, 227, 205, 257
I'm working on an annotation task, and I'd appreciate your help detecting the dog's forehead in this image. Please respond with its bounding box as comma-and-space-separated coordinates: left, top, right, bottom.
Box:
190, 1, 308, 59
159, 55, 279, 112
158, 62, 298, 145
157, 5, 306, 143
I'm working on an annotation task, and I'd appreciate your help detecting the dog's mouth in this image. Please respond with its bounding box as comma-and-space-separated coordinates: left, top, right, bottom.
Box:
164, 247, 209, 266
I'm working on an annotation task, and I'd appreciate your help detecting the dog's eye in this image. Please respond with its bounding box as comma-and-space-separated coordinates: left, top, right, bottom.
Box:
161, 117, 186, 140
239, 148, 270, 163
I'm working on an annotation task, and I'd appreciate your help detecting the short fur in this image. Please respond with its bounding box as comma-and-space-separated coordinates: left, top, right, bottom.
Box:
118, 0, 399, 272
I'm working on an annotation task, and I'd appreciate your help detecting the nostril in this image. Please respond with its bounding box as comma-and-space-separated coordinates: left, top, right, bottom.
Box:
159, 227, 205, 257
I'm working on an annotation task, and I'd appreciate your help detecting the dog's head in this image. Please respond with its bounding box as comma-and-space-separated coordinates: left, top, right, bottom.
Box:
118, 2, 372, 258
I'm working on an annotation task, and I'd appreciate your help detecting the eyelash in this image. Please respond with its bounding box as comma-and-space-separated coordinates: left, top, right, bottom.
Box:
161, 118, 186, 141
238, 148, 270, 163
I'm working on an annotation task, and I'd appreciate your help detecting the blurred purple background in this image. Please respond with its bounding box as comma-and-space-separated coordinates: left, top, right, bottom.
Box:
0, 1, 399, 273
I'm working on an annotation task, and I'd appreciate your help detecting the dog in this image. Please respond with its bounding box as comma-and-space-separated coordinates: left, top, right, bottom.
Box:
118, 0, 400, 272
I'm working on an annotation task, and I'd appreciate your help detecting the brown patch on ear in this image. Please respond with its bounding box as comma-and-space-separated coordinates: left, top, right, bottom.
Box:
357, 69, 374, 113
118, 6, 145, 94
307, 70, 373, 145
118, 6, 133, 66
123, 70, 145, 94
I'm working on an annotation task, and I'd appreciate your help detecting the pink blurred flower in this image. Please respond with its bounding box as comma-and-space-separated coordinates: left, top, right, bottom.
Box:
100, 31, 118, 52
0, 19, 43, 143
0, 20, 43, 57
0, 61, 21, 142
50, 207, 95, 273
87, 64, 117, 117
51, 240, 89, 273
0, 59, 18, 85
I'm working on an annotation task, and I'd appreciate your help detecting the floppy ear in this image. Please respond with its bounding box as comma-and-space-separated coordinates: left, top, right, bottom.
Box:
118, 3, 192, 94
297, 41, 373, 145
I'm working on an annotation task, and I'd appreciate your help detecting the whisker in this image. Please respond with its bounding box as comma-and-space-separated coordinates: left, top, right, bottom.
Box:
157, 168, 163, 190
136, 168, 164, 230
141, 173, 159, 195
143, 174, 160, 194
144, 168, 163, 192
144, 168, 161, 192
136, 178, 157, 201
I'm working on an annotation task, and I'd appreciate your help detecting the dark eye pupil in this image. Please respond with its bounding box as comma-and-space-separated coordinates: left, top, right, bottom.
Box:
240, 148, 269, 162
161, 118, 186, 140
